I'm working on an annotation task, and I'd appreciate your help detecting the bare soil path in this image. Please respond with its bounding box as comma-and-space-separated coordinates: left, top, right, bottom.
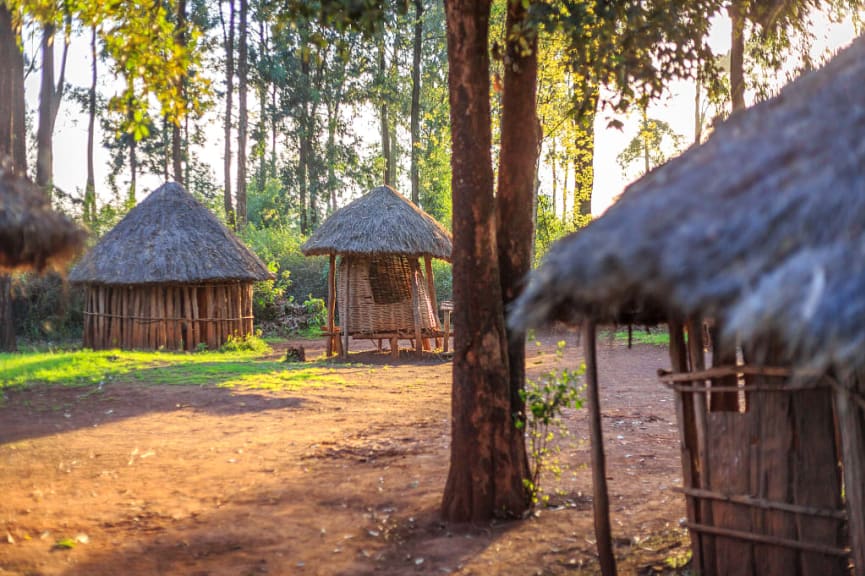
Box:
0, 330, 688, 575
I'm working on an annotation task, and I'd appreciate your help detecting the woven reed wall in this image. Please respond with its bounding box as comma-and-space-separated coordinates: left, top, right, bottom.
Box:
337, 255, 437, 336
82, 282, 255, 351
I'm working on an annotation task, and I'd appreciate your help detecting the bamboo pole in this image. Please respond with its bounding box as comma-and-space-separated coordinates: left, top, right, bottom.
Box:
327, 254, 336, 357
583, 321, 617, 576
424, 257, 440, 351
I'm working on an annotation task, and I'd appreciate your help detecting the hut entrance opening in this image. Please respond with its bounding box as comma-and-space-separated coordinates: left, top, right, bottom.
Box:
332, 255, 440, 358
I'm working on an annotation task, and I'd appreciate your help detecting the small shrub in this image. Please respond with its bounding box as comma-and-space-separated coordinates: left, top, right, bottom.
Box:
219, 333, 271, 354
302, 296, 327, 329
518, 340, 585, 507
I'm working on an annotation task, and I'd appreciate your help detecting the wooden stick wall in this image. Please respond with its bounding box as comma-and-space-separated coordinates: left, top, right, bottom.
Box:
82, 283, 255, 351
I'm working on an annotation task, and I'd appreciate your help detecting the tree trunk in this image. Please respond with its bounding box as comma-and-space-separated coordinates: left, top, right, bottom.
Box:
298, 53, 311, 234
441, 0, 528, 522
236, 0, 249, 228
572, 89, 597, 225
410, 0, 424, 204
84, 25, 97, 225
37, 24, 56, 195
729, 3, 746, 112
388, 26, 400, 187
220, 0, 236, 226
172, 0, 187, 186
561, 157, 568, 224
0, 4, 26, 352
378, 41, 392, 186
494, 0, 537, 501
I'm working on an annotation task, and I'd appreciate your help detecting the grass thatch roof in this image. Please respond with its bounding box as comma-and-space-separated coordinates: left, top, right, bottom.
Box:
510, 36, 865, 375
70, 182, 272, 285
0, 159, 85, 272
301, 186, 452, 261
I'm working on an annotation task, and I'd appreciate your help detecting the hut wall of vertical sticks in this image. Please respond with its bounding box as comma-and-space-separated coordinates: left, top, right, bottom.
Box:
301, 186, 452, 358
70, 183, 272, 351
511, 37, 865, 576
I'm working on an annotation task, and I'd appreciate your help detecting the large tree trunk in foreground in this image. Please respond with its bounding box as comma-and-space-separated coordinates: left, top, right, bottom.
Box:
0, 5, 26, 352
494, 0, 537, 491
441, 0, 528, 522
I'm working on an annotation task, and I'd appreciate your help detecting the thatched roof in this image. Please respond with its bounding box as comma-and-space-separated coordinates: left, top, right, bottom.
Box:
70, 182, 272, 285
301, 186, 452, 261
0, 158, 85, 272
510, 36, 865, 375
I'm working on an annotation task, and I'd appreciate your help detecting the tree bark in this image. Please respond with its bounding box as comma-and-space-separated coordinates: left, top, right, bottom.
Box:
36, 17, 70, 199
729, 3, 746, 113
172, 0, 187, 186
494, 0, 538, 491
219, 0, 236, 227
378, 40, 392, 186
236, 0, 249, 227
572, 88, 597, 225
298, 51, 311, 234
441, 0, 528, 522
84, 25, 97, 225
410, 0, 424, 204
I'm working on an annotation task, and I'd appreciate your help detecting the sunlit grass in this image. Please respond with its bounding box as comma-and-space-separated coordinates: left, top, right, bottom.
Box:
606, 327, 670, 347
0, 348, 347, 391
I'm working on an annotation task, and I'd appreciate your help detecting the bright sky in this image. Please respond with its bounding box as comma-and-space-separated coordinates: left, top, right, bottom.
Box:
31, 11, 860, 216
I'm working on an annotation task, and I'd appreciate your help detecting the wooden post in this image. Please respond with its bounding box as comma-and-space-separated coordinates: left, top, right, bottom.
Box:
327, 254, 336, 357
583, 321, 617, 576
342, 258, 351, 359
424, 256, 440, 349
667, 316, 703, 573
686, 317, 715, 574
836, 374, 865, 576
409, 258, 423, 356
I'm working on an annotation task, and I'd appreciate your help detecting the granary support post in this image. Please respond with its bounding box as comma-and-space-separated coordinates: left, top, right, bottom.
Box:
667, 316, 703, 572
424, 256, 441, 348
341, 258, 350, 359
835, 374, 865, 575
327, 254, 336, 357
409, 258, 424, 356
582, 321, 617, 576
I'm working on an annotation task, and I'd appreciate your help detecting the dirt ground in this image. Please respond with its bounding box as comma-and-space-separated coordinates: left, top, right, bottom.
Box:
0, 330, 689, 576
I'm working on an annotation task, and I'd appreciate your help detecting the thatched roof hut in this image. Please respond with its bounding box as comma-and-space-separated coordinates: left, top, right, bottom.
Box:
71, 182, 272, 351
512, 37, 865, 576
301, 186, 452, 358
0, 158, 85, 272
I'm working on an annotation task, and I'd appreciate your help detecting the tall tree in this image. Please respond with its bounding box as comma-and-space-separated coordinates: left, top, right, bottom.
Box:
36, 14, 71, 197
83, 24, 97, 225
441, 0, 529, 521
0, 3, 25, 352
236, 0, 249, 227
219, 0, 236, 225
409, 0, 423, 204
172, 0, 188, 185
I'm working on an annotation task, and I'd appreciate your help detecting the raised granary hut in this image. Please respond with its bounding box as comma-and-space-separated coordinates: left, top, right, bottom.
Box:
301, 185, 452, 358
0, 157, 85, 272
70, 182, 272, 351
511, 37, 865, 576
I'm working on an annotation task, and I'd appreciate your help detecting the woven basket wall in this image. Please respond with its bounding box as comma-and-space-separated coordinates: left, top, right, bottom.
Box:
337, 255, 437, 336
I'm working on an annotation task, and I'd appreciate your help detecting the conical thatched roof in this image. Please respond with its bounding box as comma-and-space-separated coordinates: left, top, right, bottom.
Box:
301, 186, 452, 261
510, 36, 865, 375
70, 182, 272, 285
0, 158, 85, 272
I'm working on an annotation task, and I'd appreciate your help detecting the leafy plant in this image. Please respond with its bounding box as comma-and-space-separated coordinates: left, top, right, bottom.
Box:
302, 296, 327, 329
518, 340, 585, 507
219, 332, 271, 354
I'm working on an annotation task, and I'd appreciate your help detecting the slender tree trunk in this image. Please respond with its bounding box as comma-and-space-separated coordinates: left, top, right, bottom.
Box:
388, 27, 399, 186
561, 157, 568, 224
378, 41, 392, 186
729, 3, 746, 112
172, 0, 187, 186
256, 18, 268, 192
298, 52, 310, 234
236, 0, 249, 227
84, 25, 97, 225
410, 0, 424, 204
572, 88, 597, 226
0, 5, 26, 352
36, 17, 70, 198
441, 0, 527, 522
326, 99, 340, 214
494, 0, 537, 506
129, 129, 137, 207
694, 71, 703, 145
220, 0, 236, 226
550, 138, 557, 214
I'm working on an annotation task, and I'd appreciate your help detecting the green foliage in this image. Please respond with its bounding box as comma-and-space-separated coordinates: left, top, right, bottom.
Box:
617, 111, 685, 180
519, 340, 585, 506
431, 260, 453, 305
219, 332, 271, 354
302, 297, 327, 329
11, 273, 84, 343
607, 327, 670, 347
534, 195, 577, 263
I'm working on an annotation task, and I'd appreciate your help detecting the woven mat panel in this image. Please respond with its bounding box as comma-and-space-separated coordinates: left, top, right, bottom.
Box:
337, 256, 437, 335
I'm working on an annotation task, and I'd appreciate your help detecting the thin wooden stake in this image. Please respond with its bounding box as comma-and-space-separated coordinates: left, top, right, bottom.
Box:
327, 254, 336, 357
583, 321, 617, 576
342, 258, 351, 359
409, 258, 423, 356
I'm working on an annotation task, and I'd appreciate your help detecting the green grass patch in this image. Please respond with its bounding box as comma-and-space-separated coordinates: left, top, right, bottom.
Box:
0, 347, 347, 392
604, 327, 670, 347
